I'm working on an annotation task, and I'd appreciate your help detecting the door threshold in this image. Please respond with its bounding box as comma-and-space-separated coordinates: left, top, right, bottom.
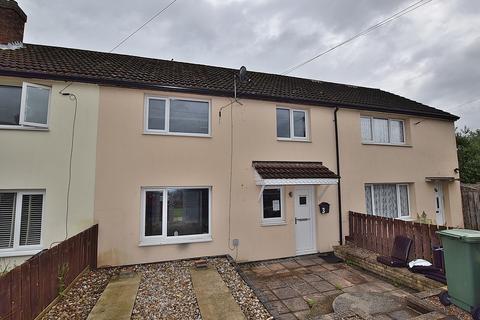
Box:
296, 250, 317, 256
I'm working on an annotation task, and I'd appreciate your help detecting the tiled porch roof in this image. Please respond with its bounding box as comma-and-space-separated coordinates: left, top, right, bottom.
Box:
252, 161, 338, 180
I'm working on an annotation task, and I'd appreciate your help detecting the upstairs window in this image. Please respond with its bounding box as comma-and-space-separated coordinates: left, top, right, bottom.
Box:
361, 116, 405, 144
145, 96, 210, 136
364, 184, 409, 218
0, 83, 51, 129
0, 191, 44, 253
276, 107, 308, 140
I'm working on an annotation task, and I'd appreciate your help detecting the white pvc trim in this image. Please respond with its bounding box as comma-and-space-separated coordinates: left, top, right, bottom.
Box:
256, 178, 338, 186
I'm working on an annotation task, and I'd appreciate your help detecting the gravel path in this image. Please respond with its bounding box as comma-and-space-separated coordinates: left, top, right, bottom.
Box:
42, 257, 271, 320
425, 296, 472, 320
41, 268, 120, 320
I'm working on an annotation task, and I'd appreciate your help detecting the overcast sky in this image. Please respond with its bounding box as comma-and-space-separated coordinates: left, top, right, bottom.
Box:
18, 0, 480, 129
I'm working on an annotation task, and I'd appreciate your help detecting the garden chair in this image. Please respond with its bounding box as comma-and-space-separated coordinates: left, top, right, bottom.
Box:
377, 235, 413, 267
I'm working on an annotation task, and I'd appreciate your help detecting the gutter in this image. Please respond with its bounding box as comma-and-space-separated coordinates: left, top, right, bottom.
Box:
334, 107, 343, 245
0, 70, 460, 121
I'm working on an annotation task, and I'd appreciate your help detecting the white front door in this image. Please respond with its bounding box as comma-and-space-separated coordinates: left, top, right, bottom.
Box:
434, 183, 445, 225
294, 186, 316, 255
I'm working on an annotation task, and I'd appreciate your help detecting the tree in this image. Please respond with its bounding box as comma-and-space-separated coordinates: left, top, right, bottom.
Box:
456, 127, 480, 183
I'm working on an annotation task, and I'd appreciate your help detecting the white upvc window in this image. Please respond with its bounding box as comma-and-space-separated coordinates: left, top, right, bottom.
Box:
364, 184, 410, 218
0, 82, 51, 129
361, 116, 405, 144
0, 190, 45, 257
140, 187, 212, 246
144, 96, 211, 136
276, 107, 308, 140
261, 186, 285, 225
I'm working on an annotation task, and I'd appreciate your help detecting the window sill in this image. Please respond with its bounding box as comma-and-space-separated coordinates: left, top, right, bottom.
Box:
0, 125, 49, 131
277, 138, 311, 143
143, 130, 211, 138
139, 235, 212, 246
362, 142, 411, 147
0, 249, 42, 258
261, 221, 287, 227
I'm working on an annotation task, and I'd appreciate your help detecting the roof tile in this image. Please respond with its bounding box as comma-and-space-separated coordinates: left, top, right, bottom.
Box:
0, 43, 458, 120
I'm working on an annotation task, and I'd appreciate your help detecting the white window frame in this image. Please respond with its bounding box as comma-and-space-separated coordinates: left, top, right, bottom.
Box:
0, 82, 51, 130
276, 107, 309, 141
19, 82, 52, 128
0, 190, 45, 257
365, 183, 410, 218
261, 186, 285, 226
360, 116, 405, 145
140, 186, 212, 246
144, 95, 211, 137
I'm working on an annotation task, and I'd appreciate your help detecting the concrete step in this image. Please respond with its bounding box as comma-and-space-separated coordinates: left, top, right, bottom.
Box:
87, 272, 141, 320
190, 266, 246, 320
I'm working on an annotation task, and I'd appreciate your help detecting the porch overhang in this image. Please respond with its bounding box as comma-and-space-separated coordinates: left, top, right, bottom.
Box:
255, 178, 338, 186
425, 176, 457, 182
253, 161, 339, 186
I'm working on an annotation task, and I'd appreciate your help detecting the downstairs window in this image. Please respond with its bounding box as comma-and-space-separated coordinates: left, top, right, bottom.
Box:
141, 187, 211, 245
364, 184, 410, 218
0, 191, 44, 254
261, 187, 284, 225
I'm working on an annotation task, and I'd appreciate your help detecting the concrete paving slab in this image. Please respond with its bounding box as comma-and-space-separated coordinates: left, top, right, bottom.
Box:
87, 272, 141, 320
190, 267, 246, 320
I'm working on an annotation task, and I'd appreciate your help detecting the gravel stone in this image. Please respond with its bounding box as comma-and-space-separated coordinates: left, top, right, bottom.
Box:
41, 268, 120, 320
425, 296, 472, 320
41, 257, 272, 320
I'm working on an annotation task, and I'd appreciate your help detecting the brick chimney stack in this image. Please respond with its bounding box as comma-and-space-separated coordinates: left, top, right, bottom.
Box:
0, 0, 27, 45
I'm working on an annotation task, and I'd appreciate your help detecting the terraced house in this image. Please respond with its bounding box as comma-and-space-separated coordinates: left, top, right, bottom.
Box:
0, 0, 463, 268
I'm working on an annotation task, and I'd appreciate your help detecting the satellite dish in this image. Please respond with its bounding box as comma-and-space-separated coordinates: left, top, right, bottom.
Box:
238, 66, 248, 82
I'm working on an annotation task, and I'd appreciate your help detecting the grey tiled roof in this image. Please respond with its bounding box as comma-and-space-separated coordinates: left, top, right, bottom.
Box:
0, 43, 458, 120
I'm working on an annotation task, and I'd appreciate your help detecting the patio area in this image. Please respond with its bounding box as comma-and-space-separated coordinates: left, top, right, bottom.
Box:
239, 254, 418, 320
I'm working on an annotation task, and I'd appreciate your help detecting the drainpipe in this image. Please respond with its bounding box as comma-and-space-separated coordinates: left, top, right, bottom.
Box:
334, 107, 343, 245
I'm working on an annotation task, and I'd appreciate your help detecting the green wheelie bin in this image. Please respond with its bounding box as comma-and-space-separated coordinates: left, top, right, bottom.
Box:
437, 229, 480, 319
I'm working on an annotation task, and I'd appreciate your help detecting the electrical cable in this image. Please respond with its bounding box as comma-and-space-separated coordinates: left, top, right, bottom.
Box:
64, 94, 78, 240
48, 93, 77, 249
108, 0, 178, 53
59, 0, 179, 94
227, 101, 236, 251
448, 97, 480, 112
282, 0, 435, 75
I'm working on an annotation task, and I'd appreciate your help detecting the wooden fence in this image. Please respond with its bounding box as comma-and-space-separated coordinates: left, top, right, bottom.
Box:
461, 184, 480, 230
0, 225, 98, 320
347, 211, 450, 262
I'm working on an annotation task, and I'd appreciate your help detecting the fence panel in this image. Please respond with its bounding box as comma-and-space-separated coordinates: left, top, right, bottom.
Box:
348, 211, 449, 262
0, 225, 98, 320
462, 185, 480, 230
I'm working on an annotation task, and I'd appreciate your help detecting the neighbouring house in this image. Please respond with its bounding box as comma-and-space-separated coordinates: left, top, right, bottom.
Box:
0, 1, 99, 266
0, 0, 463, 267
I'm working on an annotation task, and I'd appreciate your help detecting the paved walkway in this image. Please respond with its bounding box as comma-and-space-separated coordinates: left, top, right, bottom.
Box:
191, 267, 246, 320
239, 254, 414, 320
87, 272, 141, 320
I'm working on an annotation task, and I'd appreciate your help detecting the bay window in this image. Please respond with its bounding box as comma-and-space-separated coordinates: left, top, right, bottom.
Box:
0, 83, 51, 129
141, 187, 211, 245
145, 96, 210, 136
276, 107, 308, 140
364, 184, 410, 218
361, 116, 405, 144
0, 191, 44, 255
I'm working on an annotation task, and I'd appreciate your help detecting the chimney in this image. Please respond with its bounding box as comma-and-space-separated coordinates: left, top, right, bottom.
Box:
0, 0, 27, 45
